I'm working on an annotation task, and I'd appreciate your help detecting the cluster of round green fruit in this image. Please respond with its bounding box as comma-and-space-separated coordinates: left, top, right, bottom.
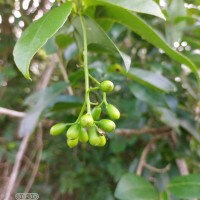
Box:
50, 80, 120, 148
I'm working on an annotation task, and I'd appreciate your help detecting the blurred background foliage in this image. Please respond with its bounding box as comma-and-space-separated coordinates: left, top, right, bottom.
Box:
0, 0, 200, 200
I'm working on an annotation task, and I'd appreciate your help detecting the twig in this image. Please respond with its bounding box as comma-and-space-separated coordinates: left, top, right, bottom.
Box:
176, 159, 189, 175
0, 107, 26, 118
24, 124, 43, 193
144, 163, 171, 174
4, 57, 56, 200
136, 136, 162, 176
57, 52, 74, 95
4, 134, 29, 200
115, 127, 172, 136
35, 57, 56, 91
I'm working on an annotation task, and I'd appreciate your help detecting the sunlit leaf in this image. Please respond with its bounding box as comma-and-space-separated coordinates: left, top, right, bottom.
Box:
167, 174, 200, 199
90, 4, 200, 82
72, 15, 131, 71
115, 173, 159, 200
85, 0, 165, 19
13, 2, 72, 79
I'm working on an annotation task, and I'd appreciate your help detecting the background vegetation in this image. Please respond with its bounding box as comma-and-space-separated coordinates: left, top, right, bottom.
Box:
0, 0, 200, 200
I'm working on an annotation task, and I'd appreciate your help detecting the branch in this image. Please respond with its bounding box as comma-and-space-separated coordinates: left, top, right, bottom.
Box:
4, 134, 29, 200
57, 52, 74, 95
144, 163, 171, 174
115, 126, 172, 136
176, 159, 189, 175
24, 124, 43, 193
0, 107, 26, 118
4, 57, 55, 200
136, 135, 171, 176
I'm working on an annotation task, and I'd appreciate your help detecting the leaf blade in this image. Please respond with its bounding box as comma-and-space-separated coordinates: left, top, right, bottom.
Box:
72, 15, 131, 71
115, 173, 159, 200
85, 0, 165, 20
13, 2, 72, 79
92, 5, 200, 82
167, 174, 200, 199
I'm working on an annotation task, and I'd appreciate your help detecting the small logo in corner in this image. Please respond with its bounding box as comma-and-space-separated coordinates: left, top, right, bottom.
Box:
15, 193, 39, 200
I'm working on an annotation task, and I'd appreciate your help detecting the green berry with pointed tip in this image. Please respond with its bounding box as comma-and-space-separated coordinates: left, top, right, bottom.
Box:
106, 104, 120, 120
92, 107, 102, 120
81, 114, 94, 127
88, 126, 100, 146
67, 138, 78, 148
50, 123, 67, 136
99, 80, 114, 92
79, 128, 89, 143
97, 119, 116, 132
98, 135, 106, 147
66, 124, 80, 139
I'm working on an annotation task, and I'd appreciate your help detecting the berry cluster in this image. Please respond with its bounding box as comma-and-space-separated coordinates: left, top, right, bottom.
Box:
50, 80, 120, 148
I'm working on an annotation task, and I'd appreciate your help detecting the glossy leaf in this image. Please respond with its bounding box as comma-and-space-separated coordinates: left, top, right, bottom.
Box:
72, 15, 131, 71
50, 95, 83, 111
129, 83, 167, 106
93, 5, 200, 82
167, 174, 200, 199
13, 2, 72, 79
18, 83, 67, 137
109, 64, 176, 93
85, 0, 165, 20
128, 68, 177, 93
166, 0, 186, 45
115, 173, 159, 200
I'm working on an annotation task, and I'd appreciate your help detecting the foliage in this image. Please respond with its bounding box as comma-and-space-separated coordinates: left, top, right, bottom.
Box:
0, 0, 200, 199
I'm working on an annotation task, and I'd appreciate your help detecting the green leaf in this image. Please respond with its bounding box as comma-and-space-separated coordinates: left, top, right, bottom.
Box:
115, 173, 159, 200
50, 95, 83, 111
55, 34, 74, 49
109, 64, 176, 93
18, 83, 66, 137
179, 118, 200, 142
166, 0, 186, 45
85, 0, 165, 20
129, 83, 167, 106
128, 68, 177, 93
167, 174, 200, 199
154, 107, 180, 128
93, 5, 200, 82
160, 191, 168, 200
72, 15, 131, 71
13, 2, 72, 79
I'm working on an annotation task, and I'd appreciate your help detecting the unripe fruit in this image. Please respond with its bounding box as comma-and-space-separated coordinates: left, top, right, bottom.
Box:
88, 126, 100, 146
98, 135, 106, 147
81, 114, 94, 127
50, 123, 67, 136
92, 107, 102, 120
66, 124, 80, 139
105, 104, 120, 120
67, 138, 78, 148
79, 128, 89, 143
97, 119, 116, 132
99, 80, 114, 92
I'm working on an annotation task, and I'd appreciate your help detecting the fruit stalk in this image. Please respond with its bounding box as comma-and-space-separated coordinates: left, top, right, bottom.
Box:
80, 15, 91, 114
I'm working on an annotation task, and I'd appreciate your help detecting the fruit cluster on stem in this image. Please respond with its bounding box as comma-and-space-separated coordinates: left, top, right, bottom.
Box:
50, 15, 120, 148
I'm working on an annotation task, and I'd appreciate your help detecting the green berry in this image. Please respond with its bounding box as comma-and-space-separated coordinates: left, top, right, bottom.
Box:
105, 104, 120, 120
98, 135, 106, 147
97, 119, 116, 132
88, 126, 100, 146
50, 123, 67, 136
66, 124, 80, 139
80, 114, 94, 127
67, 138, 78, 148
79, 128, 89, 143
92, 107, 102, 120
99, 80, 114, 92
